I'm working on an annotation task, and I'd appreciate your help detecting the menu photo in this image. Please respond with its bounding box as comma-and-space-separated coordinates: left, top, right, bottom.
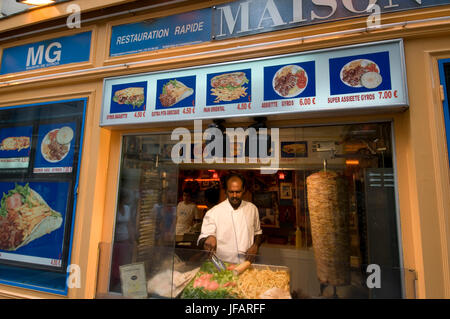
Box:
109, 81, 147, 114
329, 51, 392, 95
263, 60, 316, 101
0, 181, 71, 269
0, 125, 33, 169
155, 75, 196, 110
33, 122, 77, 174
205, 68, 251, 106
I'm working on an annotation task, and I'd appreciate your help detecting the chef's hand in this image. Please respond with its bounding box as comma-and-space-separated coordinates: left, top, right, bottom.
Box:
204, 235, 217, 252
245, 243, 259, 262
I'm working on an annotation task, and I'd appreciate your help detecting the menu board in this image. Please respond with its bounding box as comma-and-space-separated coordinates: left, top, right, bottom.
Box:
0, 181, 70, 268
0, 99, 85, 275
100, 40, 408, 126
0, 126, 33, 169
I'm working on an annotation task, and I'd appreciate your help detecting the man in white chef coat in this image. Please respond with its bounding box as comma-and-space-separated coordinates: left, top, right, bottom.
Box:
197, 173, 263, 264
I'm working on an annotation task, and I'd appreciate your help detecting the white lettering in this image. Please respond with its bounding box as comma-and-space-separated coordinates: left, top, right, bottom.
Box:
66, 264, 81, 289
367, 3, 381, 28
311, 0, 337, 20
45, 42, 62, 63
257, 0, 286, 29
171, 127, 191, 164
291, 0, 306, 23
66, 4, 81, 29
26, 45, 44, 67
342, 0, 378, 13
217, 1, 253, 36
366, 264, 381, 288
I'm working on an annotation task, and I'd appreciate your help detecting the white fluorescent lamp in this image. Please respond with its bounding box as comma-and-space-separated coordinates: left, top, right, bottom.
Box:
16, 0, 55, 5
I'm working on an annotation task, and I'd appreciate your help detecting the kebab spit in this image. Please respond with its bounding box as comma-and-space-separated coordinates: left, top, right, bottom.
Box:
306, 171, 351, 287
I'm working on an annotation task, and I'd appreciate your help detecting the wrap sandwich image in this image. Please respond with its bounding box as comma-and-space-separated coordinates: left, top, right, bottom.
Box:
210, 72, 249, 103
0, 183, 63, 251
113, 87, 145, 108
159, 79, 194, 107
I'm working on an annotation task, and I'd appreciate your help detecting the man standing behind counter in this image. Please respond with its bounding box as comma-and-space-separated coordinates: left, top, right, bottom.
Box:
198, 173, 263, 264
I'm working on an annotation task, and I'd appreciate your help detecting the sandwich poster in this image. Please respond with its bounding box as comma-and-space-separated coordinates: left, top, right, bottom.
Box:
155, 75, 196, 109
110, 81, 147, 114
33, 122, 77, 174
206, 69, 251, 105
263, 61, 316, 101
0, 181, 70, 268
329, 51, 392, 95
0, 126, 33, 169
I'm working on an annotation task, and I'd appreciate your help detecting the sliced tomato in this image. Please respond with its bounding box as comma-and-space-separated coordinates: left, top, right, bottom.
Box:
206, 280, 219, 291
296, 71, 307, 89
6, 193, 22, 211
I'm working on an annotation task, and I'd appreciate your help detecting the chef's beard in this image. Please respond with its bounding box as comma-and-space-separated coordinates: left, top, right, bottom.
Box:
229, 197, 242, 209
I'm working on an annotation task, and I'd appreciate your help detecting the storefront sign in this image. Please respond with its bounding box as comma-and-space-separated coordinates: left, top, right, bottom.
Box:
213, 0, 450, 39
0, 32, 91, 75
101, 40, 407, 126
110, 8, 211, 57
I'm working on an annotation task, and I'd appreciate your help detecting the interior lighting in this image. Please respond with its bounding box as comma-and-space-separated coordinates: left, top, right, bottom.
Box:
17, 0, 55, 5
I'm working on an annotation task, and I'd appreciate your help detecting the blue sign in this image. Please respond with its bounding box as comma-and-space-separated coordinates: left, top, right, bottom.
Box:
0, 126, 33, 168
110, 81, 147, 114
264, 61, 316, 101
206, 69, 252, 106
329, 51, 391, 95
34, 122, 77, 174
155, 75, 196, 110
110, 8, 211, 57
0, 32, 91, 75
0, 181, 70, 263
213, 0, 450, 40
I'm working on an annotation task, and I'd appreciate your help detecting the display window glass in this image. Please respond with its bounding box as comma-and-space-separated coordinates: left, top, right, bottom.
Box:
0, 99, 86, 295
109, 122, 404, 299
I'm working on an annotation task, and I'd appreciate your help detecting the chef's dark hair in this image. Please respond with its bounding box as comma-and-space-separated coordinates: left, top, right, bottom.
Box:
223, 173, 246, 190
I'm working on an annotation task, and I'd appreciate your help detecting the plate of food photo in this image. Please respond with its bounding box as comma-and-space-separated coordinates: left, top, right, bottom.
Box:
340, 59, 382, 89
41, 126, 74, 163
273, 65, 308, 98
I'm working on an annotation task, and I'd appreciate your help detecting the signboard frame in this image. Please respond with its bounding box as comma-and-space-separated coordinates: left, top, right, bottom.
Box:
100, 39, 408, 127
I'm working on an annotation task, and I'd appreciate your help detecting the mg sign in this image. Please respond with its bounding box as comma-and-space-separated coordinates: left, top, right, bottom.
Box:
26, 42, 62, 68
0, 32, 91, 75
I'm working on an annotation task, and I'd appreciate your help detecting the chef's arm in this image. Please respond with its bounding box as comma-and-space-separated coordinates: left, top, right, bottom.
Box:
246, 234, 263, 262
198, 235, 217, 251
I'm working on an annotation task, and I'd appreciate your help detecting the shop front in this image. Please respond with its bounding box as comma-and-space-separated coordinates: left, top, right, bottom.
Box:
0, 0, 449, 299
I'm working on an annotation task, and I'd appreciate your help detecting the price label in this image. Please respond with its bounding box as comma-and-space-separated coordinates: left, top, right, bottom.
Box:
134, 111, 145, 118
378, 90, 398, 99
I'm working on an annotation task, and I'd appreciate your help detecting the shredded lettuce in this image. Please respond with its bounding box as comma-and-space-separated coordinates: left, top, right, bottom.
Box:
0, 183, 31, 217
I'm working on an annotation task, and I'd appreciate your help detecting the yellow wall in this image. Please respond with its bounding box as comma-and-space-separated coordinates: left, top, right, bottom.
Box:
0, 1, 449, 299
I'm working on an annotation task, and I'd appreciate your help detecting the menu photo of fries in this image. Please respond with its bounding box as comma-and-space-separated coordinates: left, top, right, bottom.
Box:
209, 70, 250, 104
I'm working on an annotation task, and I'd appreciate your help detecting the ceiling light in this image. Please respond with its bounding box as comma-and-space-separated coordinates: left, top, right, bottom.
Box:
16, 0, 55, 6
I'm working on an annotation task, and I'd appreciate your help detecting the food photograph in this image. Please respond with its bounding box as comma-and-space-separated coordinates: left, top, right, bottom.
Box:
206, 69, 251, 105
157, 78, 194, 108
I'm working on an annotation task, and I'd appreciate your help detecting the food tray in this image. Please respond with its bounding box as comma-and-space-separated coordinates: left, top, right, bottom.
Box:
246, 263, 291, 289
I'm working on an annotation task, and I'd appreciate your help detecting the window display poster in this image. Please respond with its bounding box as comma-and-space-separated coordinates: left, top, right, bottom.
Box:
263, 61, 316, 101
110, 81, 147, 114
155, 75, 196, 110
329, 51, 392, 95
0, 181, 70, 268
33, 122, 77, 174
0, 126, 33, 169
